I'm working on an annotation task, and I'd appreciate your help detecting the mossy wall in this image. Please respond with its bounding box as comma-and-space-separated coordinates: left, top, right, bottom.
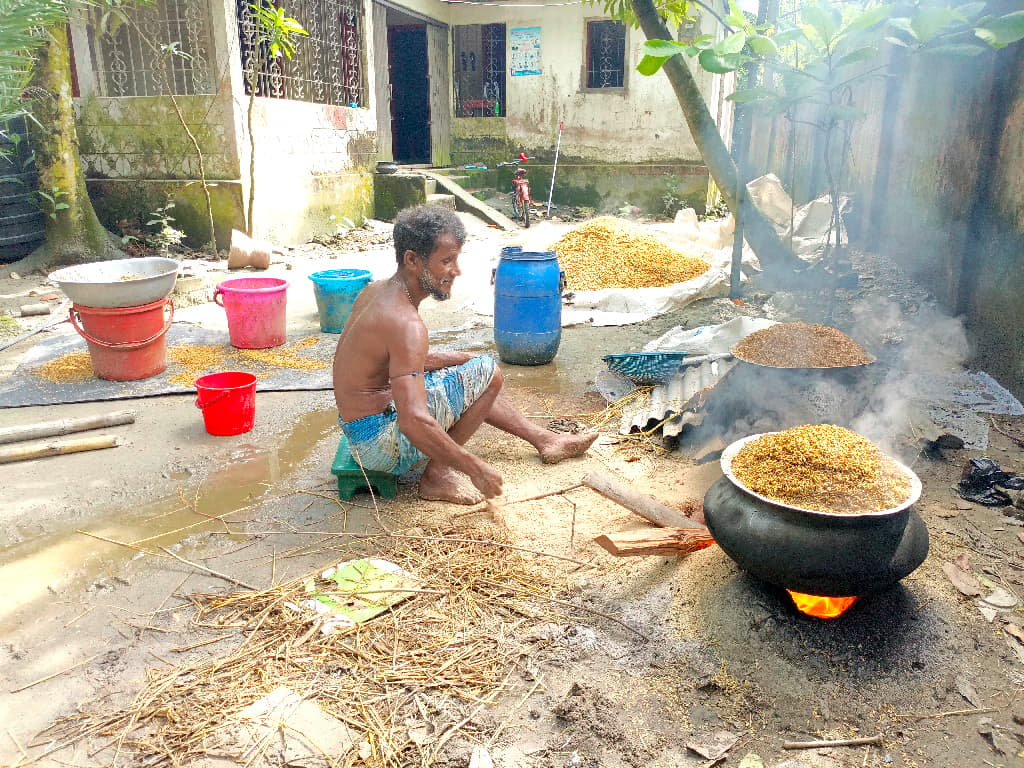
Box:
87, 180, 245, 251
459, 159, 708, 215
374, 174, 427, 221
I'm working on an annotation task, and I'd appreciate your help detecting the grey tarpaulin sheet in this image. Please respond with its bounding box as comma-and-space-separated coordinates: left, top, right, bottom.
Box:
0, 323, 336, 408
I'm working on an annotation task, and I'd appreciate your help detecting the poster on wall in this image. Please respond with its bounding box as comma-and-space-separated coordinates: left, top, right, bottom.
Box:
510, 27, 542, 76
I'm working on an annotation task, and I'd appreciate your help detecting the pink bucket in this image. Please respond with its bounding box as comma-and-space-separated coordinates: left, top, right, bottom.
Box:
213, 277, 288, 349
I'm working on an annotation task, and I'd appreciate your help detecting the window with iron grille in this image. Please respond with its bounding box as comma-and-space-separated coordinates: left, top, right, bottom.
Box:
453, 24, 506, 118
86, 0, 216, 96
585, 19, 626, 89
238, 0, 367, 107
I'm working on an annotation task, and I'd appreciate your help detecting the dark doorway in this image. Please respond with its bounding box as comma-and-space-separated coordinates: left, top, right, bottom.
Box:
388, 25, 430, 164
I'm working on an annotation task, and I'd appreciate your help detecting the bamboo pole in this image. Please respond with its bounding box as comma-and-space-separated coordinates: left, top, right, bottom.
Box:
0, 409, 135, 445
0, 435, 119, 464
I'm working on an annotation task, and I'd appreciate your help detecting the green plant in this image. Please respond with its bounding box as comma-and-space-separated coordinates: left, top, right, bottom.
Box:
661, 174, 687, 217
634, 0, 1024, 252
146, 200, 186, 252
37, 185, 70, 219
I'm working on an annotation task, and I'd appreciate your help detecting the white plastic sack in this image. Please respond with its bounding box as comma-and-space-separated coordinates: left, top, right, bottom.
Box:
643, 316, 777, 354
562, 266, 730, 327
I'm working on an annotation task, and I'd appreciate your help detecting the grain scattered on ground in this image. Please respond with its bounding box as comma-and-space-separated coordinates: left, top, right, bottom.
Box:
552, 216, 711, 290
33, 351, 95, 382
236, 336, 327, 371
730, 423, 912, 514
168, 344, 230, 387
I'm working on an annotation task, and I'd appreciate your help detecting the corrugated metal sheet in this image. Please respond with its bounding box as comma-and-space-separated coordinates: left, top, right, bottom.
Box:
620, 355, 740, 438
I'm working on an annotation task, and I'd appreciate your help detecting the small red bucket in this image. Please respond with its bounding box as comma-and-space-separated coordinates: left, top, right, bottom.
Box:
70, 298, 173, 381
194, 371, 257, 436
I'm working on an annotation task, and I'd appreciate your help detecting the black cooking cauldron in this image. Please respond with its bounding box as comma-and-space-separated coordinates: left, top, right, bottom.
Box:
703, 443, 930, 597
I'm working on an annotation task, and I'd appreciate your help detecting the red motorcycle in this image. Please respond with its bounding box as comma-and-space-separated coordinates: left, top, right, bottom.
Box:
498, 153, 533, 228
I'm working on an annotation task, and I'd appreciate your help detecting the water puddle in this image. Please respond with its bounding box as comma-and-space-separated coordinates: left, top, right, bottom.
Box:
0, 407, 341, 629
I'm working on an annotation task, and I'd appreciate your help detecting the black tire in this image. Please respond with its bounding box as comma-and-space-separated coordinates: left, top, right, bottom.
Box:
511, 190, 523, 220
521, 197, 530, 228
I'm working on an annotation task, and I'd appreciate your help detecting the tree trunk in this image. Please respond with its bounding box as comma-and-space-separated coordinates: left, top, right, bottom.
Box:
18, 24, 122, 272
629, 0, 803, 273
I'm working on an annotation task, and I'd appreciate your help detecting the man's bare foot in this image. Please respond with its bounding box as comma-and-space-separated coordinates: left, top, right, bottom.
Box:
539, 430, 599, 464
418, 466, 484, 505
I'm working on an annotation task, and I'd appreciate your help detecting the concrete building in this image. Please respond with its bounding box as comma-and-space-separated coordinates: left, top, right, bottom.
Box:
68, 0, 729, 247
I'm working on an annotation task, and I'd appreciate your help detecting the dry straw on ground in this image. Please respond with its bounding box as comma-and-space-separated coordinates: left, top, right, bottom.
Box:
552, 216, 710, 291
43, 534, 582, 768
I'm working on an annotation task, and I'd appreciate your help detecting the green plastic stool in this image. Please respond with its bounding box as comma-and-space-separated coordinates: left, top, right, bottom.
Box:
332, 434, 399, 501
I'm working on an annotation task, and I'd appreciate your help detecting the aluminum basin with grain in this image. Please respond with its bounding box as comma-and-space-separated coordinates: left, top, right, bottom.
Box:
49, 257, 180, 308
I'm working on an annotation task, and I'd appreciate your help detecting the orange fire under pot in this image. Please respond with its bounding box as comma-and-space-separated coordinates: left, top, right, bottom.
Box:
702, 477, 930, 619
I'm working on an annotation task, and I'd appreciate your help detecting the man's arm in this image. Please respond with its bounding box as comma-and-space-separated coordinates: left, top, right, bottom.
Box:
388, 321, 502, 496
423, 349, 477, 371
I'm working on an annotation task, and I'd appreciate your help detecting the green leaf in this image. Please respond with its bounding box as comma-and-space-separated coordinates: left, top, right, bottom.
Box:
910, 6, 961, 44
727, 86, 778, 103
772, 27, 806, 46
959, 3, 988, 22
924, 42, 988, 56
888, 17, 914, 38
715, 31, 747, 55
54, 202, 69, 210
641, 39, 687, 57
802, 1, 838, 46
747, 34, 778, 56
842, 5, 892, 36
637, 54, 671, 75
835, 46, 878, 70
698, 48, 743, 74
975, 11, 1024, 50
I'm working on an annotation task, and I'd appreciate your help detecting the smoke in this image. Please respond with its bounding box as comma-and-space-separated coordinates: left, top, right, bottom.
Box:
848, 297, 972, 454
689, 295, 977, 459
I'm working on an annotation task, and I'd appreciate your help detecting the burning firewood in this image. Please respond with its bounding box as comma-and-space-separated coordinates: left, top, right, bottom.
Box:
594, 527, 714, 557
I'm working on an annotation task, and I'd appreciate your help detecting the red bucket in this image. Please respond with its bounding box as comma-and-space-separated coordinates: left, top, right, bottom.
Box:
194, 371, 257, 436
70, 298, 173, 381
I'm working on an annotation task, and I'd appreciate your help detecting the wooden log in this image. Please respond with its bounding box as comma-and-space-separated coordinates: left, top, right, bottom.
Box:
0, 435, 119, 464
0, 409, 136, 445
594, 527, 715, 557
581, 471, 703, 528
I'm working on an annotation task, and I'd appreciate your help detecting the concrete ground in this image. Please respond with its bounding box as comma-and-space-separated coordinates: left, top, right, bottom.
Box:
1, 214, 1023, 768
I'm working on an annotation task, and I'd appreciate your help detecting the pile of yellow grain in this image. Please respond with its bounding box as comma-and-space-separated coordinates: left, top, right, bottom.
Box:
168, 344, 230, 387
551, 216, 711, 290
237, 336, 327, 371
34, 351, 95, 382
732, 322, 872, 368
730, 424, 912, 514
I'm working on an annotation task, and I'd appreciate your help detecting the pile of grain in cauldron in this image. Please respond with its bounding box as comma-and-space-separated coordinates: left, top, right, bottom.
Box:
730, 424, 912, 514
551, 216, 711, 290
731, 321, 872, 368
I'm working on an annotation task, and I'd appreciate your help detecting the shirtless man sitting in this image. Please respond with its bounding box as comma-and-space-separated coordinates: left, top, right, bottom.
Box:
332, 204, 597, 505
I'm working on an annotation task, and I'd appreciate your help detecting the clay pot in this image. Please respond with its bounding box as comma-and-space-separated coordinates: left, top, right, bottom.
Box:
227, 230, 273, 270
703, 477, 929, 596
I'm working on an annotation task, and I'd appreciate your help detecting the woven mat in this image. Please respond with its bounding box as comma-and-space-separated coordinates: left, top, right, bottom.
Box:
0, 323, 336, 408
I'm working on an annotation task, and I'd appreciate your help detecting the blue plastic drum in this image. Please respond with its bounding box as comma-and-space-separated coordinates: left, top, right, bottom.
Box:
493, 248, 563, 365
